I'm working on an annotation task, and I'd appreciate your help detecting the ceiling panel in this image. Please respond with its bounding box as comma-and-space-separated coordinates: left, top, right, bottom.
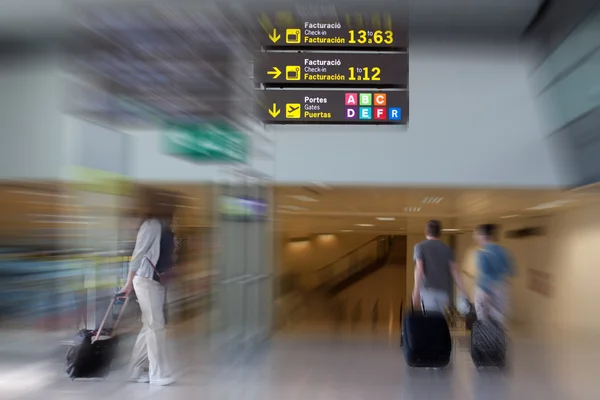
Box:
4, 183, 600, 237
274, 185, 600, 234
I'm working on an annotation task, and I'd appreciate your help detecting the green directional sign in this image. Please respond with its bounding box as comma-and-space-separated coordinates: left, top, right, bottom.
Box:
163, 122, 248, 163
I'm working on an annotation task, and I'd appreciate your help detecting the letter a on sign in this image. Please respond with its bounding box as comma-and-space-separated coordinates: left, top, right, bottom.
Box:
345, 93, 358, 106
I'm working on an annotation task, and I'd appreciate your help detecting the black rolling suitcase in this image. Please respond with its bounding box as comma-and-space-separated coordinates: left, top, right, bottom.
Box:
471, 319, 506, 368
66, 294, 131, 380
401, 303, 452, 368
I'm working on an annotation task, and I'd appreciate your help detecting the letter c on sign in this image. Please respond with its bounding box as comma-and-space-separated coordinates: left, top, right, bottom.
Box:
374, 94, 387, 106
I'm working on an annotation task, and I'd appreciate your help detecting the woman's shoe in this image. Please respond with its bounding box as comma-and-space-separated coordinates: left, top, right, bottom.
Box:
131, 375, 150, 383
150, 377, 176, 386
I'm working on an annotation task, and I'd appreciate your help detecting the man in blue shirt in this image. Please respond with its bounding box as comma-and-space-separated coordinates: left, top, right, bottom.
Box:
473, 224, 515, 324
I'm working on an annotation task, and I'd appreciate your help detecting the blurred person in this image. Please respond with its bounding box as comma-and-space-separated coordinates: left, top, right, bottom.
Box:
473, 224, 514, 324
118, 203, 176, 386
412, 220, 469, 312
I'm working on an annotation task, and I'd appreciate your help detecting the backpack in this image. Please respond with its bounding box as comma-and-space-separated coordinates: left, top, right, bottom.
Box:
145, 226, 176, 286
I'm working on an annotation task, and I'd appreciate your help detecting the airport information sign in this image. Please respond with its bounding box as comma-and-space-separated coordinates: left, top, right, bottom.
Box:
162, 122, 248, 163
258, 90, 408, 124
254, 53, 408, 87
256, 10, 407, 49
254, 7, 409, 125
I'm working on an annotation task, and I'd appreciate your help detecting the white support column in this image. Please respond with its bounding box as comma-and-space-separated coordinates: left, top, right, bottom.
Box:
0, 51, 65, 180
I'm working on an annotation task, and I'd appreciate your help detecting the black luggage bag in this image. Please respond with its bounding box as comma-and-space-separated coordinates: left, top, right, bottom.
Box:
66, 294, 131, 380
401, 303, 452, 368
471, 319, 506, 368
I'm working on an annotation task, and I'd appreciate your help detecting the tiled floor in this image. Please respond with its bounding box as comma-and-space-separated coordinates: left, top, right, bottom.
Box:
3, 332, 599, 400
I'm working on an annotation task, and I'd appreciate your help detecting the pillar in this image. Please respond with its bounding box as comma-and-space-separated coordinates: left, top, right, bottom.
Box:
0, 48, 64, 181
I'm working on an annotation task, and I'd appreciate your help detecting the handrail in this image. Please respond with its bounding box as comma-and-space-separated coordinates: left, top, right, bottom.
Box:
371, 299, 379, 330
399, 300, 404, 329
332, 298, 347, 330
317, 235, 388, 272
351, 299, 362, 329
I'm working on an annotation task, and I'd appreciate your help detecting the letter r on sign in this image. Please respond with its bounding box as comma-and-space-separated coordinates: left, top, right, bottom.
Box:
388, 107, 402, 121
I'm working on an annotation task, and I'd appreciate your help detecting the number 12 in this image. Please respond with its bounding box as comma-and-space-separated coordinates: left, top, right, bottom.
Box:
348, 67, 381, 81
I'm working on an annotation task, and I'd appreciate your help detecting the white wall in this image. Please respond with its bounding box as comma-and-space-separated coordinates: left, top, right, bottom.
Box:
122, 43, 562, 187
0, 54, 65, 180
527, 206, 600, 335
63, 116, 131, 176
273, 43, 560, 186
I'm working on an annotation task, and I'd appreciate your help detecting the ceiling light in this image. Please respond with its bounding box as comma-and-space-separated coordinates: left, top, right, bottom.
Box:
159, 193, 197, 201
422, 197, 443, 204
404, 207, 421, 213
500, 215, 519, 219
340, 230, 353, 232
442, 228, 460, 232
355, 224, 375, 227
376, 217, 395, 221
288, 195, 319, 202
278, 205, 308, 211
10, 190, 73, 199
527, 200, 574, 211
311, 181, 332, 190
289, 236, 310, 243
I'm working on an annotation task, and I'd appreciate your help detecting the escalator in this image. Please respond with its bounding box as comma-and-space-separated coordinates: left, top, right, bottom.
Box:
275, 235, 408, 333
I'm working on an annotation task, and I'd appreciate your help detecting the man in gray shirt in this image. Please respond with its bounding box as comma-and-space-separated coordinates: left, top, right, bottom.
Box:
412, 220, 468, 312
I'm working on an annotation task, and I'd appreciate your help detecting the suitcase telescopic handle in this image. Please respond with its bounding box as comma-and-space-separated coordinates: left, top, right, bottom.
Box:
409, 300, 427, 317
93, 294, 131, 342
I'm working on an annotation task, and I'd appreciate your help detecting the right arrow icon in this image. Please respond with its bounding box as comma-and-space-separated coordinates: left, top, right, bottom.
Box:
268, 103, 280, 118
267, 66, 281, 79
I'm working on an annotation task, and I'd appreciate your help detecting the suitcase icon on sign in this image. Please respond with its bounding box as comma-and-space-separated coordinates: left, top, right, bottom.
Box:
286, 28, 301, 44
285, 66, 301, 81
